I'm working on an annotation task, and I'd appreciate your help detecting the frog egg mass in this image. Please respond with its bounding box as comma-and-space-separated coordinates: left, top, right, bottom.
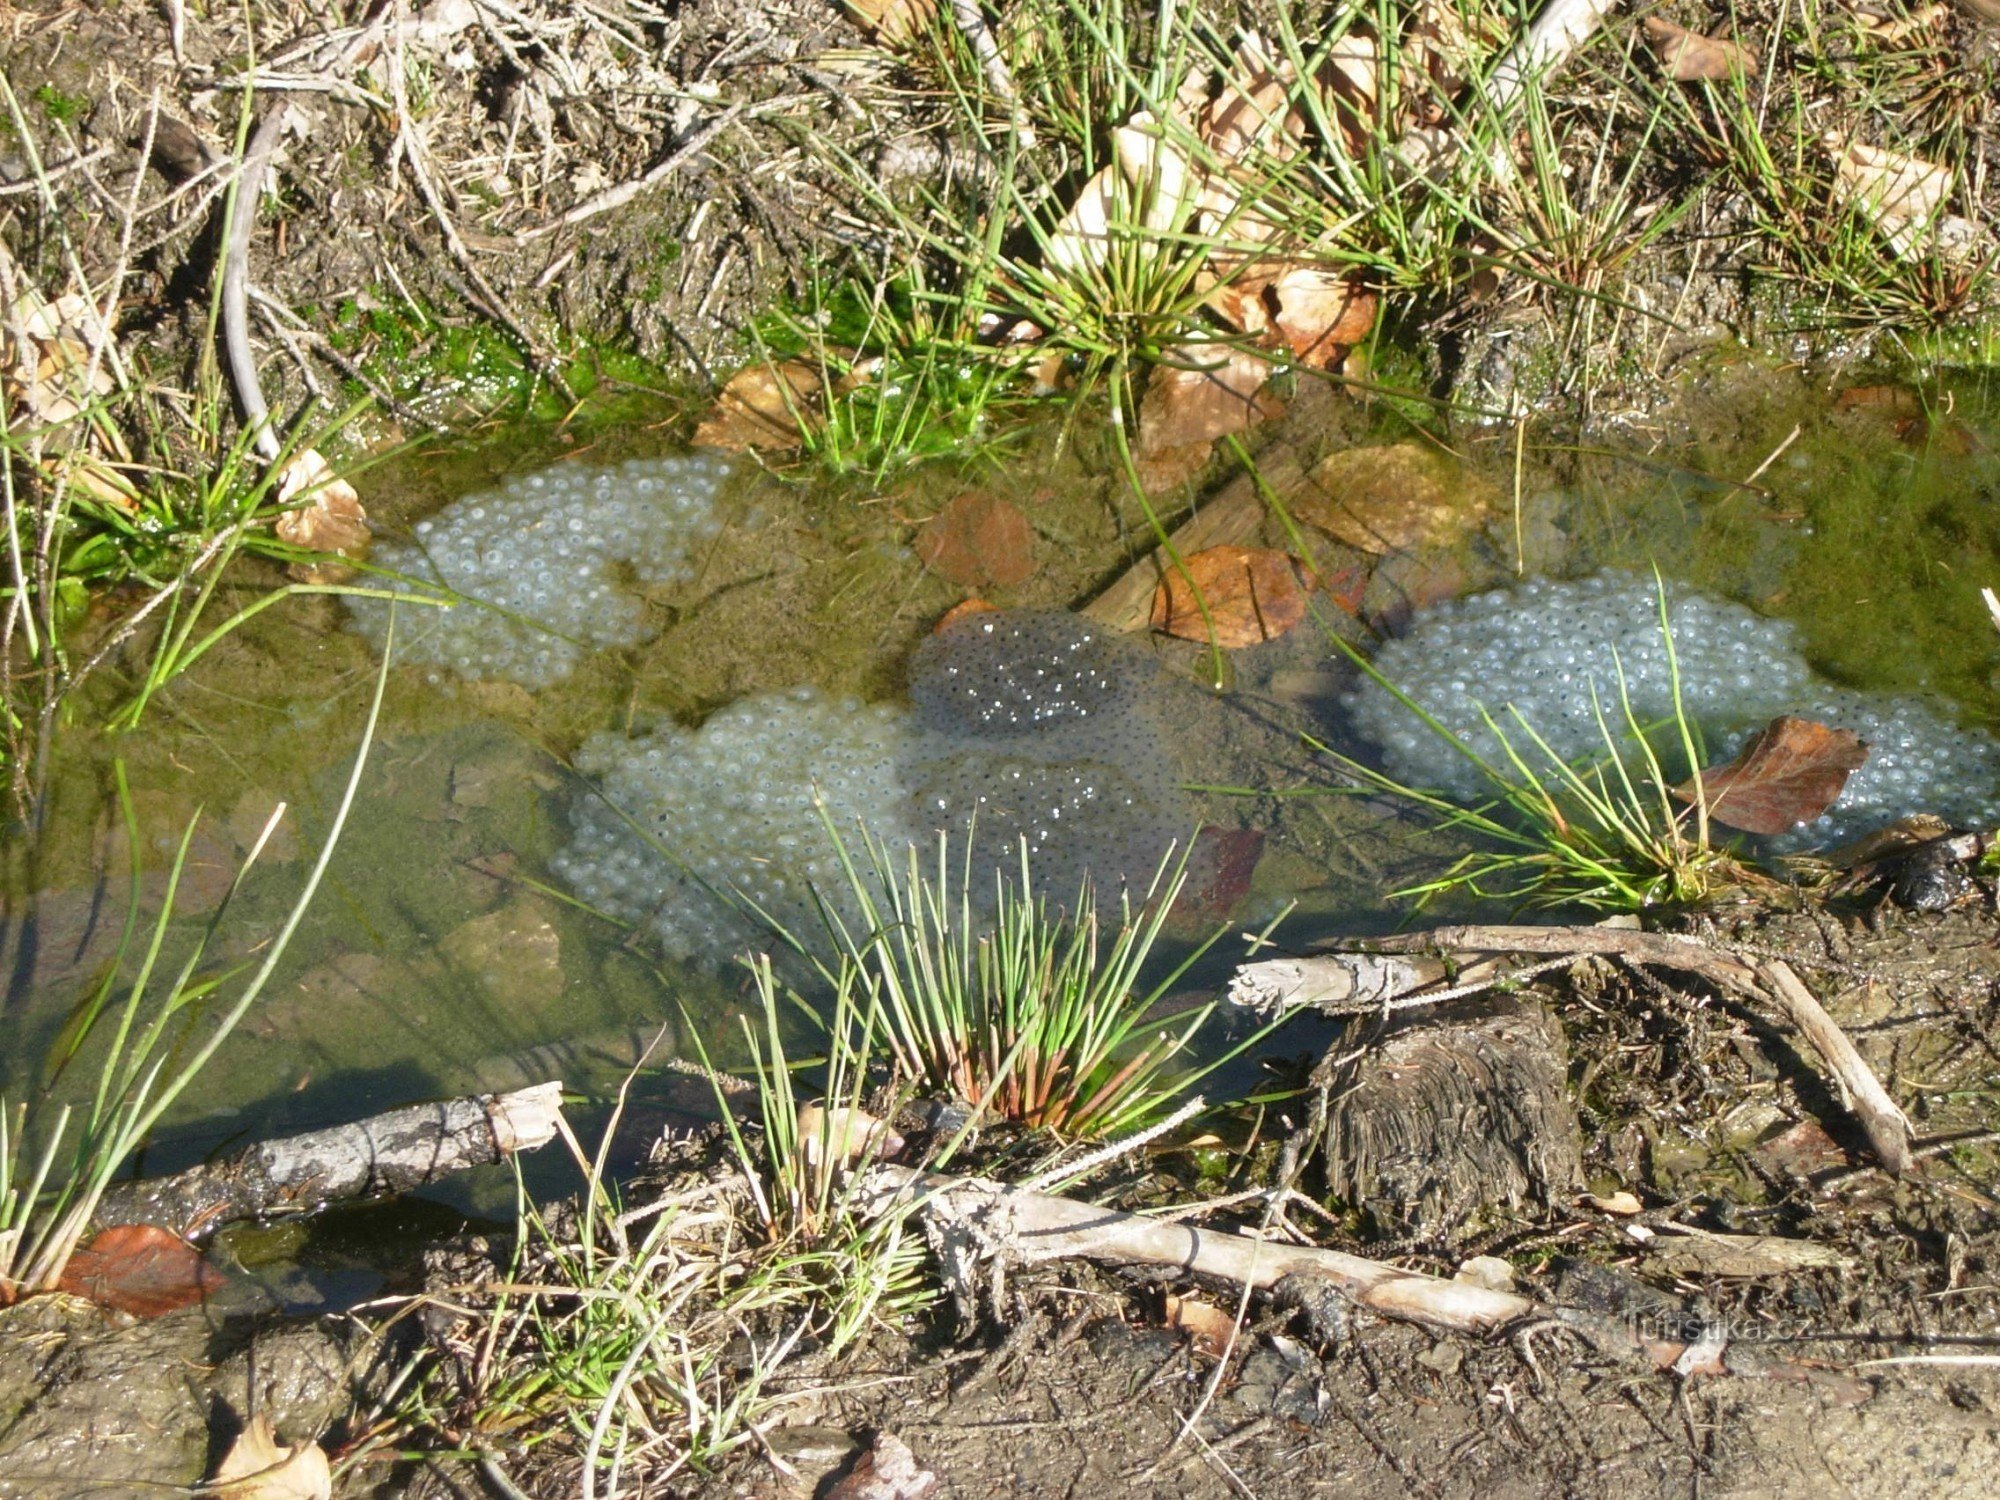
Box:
553, 610, 1190, 965
346, 454, 730, 688
1347, 570, 2000, 847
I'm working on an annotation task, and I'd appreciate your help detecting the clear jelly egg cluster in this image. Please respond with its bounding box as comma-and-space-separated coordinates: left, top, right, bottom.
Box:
346, 454, 730, 689
553, 688, 923, 964
553, 611, 1191, 966
1346, 570, 2000, 847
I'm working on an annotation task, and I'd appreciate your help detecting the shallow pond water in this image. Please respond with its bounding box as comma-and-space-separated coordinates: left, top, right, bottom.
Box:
5, 363, 1999, 1201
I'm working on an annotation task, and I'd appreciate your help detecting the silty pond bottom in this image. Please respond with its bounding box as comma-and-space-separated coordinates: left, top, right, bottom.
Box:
6, 372, 2000, 1205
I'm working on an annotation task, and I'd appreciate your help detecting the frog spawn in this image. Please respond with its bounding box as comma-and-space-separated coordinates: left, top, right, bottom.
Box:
1345, 570, 2000, 848
553, 611, 1190, 966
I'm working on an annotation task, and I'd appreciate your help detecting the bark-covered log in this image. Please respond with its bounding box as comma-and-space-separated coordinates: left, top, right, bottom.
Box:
95, 1081, 565, 1239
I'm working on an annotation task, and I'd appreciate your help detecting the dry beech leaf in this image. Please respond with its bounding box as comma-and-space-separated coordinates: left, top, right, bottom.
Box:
275, 448, 370, 582
1263, 267, 1376, 368
1150, 545, 1309, 647
1298, 443, 1491, 554
1641, 18, 1757, 81
1046, 113, 1198, 277
56, 1224, 228, 1317
692, 360, 823, 452
212, 1415, 333, 1500
1137, 345, 1281, 455
915, 491, 1036, 588
846, 0, 936, 47
796, 1102, 905, 1169
1584, 1191, 1644, 1216
1165, 1293, 1239, 1357
1825, 136, 1968, 261
1674, 715, 1869, 835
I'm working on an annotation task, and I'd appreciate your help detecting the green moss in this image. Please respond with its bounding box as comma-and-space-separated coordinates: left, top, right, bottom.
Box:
32, 84, 89, 125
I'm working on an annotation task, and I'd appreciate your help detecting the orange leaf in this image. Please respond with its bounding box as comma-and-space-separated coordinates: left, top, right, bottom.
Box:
1673, 716, 1869, 835
57, 1224, 227, 1317
692, 360, 822, 452
1150, 545, 1308, 647
915, 492, 1036, 588
1137, 345, 1281, 456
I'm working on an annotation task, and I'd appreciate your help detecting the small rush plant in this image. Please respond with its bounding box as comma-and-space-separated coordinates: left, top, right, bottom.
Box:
1316, 589, 1750, 913
785, 825, 1253, 1140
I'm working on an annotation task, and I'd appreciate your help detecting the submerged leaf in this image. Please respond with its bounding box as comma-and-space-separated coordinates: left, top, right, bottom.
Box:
1150, 545, 1308, 646
56, 1224, 228, 1316
1675, 715, 1869, 834
693, 360, 823, 452
915, 491, 1036, 588
1298, 443, 1491, 554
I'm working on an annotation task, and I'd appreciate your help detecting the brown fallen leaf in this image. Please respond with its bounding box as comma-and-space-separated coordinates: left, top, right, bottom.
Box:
825, 1432, 938, 1500
795, 1103, 905, 1169
56, 1224, 228, 1317
1297, 443, 1491, 554
915, 491, 1036, 589
1137, 344, 1281, 456
1150, 545, 1309, 647
692, 360, 823, 452
1165, 1292, 1239, 1357
1674, 715, 1869, 835
846, 0, 936, 47
274, 447, 371, 583
211, 1414, 333, 1500
1641, 18, 1758, 80
1825, 136, 1976, 262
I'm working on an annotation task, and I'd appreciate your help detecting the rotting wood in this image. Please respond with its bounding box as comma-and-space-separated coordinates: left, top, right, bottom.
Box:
93, 1080, 564, 1239
859, 1165, 1864, 1389
1234, 922, 1916, 1177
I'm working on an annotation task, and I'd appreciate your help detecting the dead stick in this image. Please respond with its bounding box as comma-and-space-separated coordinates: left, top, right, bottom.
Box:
94, 1080, 565, 1239
1757, 959, 1913, 1176
861, 1165, 1856, 1385
221, 104, 294, 463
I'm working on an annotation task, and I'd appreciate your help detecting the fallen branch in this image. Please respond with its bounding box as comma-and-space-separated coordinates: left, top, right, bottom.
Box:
861, 1164, 1861, 1387
1080, 466, 1278, 633
1756, 959, 1913, 1175
93, 1080, 565, 1239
